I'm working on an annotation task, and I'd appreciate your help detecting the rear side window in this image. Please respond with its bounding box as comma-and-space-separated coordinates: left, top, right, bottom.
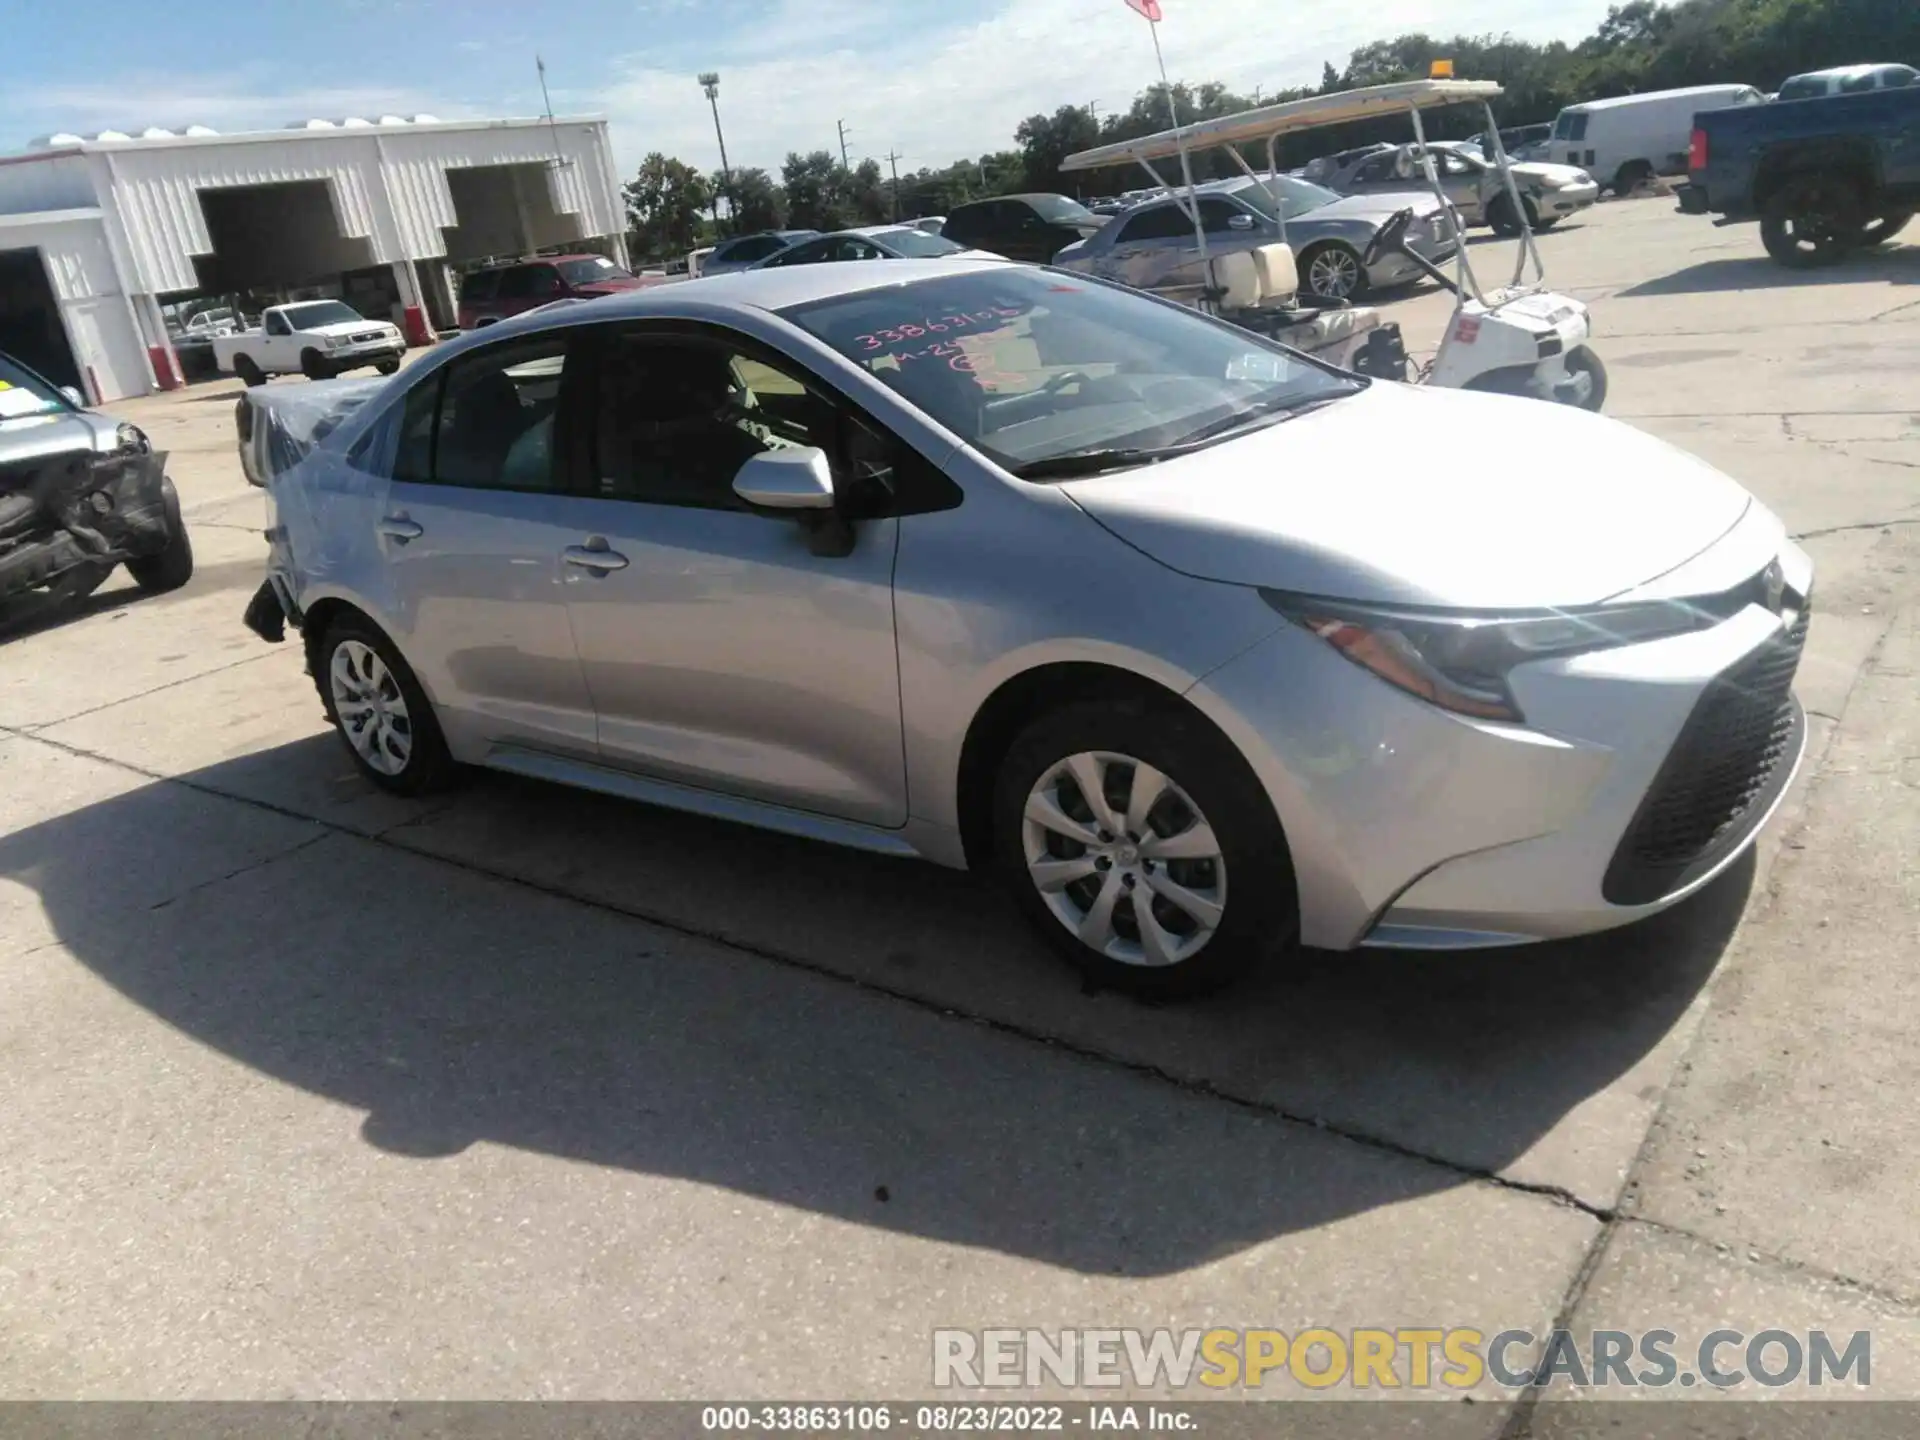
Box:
459, 270, 501, 302
495, 265, 559, 300
393, 336, 572, 492
1115, 205, 1193, 243
1888, 67, 1917, 89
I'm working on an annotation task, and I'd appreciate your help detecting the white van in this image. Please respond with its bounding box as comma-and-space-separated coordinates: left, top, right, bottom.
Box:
1549, 84, 1766, 194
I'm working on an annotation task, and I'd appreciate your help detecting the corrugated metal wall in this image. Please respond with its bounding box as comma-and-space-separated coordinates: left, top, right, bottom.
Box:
24, 213, 121, 302
0, 154, 98, 217
83, 121, 623, 296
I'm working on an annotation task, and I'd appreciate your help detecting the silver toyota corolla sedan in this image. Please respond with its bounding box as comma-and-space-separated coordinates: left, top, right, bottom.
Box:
243, 259, 1812, 997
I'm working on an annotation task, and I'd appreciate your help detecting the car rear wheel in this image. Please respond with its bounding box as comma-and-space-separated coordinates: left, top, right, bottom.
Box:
1761, 177, 1863, 268
234, 355, 266, 388
125, 478, 194, 593
1860, 211, 1912, 248
316, 614, 457, 795
993, 702, 1296, 998
1299, 242, 1368, 302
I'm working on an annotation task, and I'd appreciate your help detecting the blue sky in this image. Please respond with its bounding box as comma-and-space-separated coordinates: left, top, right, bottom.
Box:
6, 0, 1618, 177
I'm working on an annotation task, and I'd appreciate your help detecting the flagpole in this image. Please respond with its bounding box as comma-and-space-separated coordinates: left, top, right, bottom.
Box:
1144, 13, 1208, 275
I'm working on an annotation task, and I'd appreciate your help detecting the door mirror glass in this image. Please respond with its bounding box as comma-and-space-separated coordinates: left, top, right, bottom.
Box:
1226, 213, 1256, 232
732, 447, 837, 511
58, 385, 85, 407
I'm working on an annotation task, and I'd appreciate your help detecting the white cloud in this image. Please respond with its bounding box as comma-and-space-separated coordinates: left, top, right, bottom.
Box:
588, 0, 1617, 178
7, 72, 479, 137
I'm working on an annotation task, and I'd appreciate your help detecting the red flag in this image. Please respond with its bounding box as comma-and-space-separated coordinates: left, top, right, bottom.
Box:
1124, 0, 1163, 19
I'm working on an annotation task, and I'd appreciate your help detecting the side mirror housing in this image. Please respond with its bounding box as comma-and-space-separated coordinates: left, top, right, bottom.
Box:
58, 386, 86, 408
732, 446, 837, 511
1226, 212, 1257, 232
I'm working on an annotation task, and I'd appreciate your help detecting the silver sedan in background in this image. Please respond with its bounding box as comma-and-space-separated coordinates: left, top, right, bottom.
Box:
1053, 175, 1456, 302
243, 260, 1811, 1000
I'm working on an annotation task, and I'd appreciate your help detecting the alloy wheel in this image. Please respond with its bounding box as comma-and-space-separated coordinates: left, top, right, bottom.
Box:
1307, 247, 1360, 299
330, 639, 413, 776
1021, 750, 1227, 967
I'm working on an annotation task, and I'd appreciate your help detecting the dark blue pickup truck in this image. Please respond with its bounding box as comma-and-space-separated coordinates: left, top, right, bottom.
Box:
1679, 83, 1920, 267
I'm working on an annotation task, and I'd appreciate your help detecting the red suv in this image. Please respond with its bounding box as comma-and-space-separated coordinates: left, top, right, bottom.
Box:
457, 254, 661, 329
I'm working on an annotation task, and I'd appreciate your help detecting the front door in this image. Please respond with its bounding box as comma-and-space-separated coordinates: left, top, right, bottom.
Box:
553, 323, 908, 827
378, 329, 598, 757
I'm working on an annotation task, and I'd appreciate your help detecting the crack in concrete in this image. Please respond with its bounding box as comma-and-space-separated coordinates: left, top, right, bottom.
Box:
2, 724, 1612, 1225
1792, 518, 1920, 541
17, 650, 279, 733
146, 830, 332, 914
1613, 1213, 1920, 1316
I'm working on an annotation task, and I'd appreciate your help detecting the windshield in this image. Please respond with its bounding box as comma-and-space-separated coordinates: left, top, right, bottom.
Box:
869, 227, 966, 257
1233, 175, 1343, 222
0, 354, 70, 422
281, 301, 366, 329
782, 268, 1359, 475
557, 256, 632, 285
1028, 195, 1100, 225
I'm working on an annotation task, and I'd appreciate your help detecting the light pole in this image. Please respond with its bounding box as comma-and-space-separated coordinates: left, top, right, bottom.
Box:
698, 72, 733, 233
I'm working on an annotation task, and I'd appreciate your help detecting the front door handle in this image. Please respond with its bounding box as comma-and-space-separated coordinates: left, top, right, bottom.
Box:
564, 542, 630, 574
378, 517, 424, 543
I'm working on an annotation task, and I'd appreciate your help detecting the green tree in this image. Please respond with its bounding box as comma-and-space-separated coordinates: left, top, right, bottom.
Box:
727, 167, 787, 232
1015, 104, 1103, 194
624, 153, 711, 261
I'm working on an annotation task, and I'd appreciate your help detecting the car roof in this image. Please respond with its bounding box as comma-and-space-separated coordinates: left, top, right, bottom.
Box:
1563, 84, 1758, 112
463, 256, 1021, 337
1785, 63, 1909, 81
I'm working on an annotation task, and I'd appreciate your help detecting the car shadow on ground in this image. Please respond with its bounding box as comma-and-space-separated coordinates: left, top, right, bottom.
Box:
0, 557, 265, 644
1618, 245, 1918, 297
0, 735, 1751, 1275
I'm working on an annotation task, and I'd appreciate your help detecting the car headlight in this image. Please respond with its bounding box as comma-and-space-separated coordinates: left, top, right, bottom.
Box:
114, 423, 150, 454
1261, 592, 1718, 722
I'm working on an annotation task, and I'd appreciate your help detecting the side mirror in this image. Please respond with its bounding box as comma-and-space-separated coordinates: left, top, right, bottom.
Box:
732, 446, 836, 510
1226, 213, 1257, 232
58, 386, 86, 408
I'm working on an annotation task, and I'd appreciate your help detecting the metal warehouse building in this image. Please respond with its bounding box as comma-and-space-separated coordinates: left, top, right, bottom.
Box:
0, 114, 629, 402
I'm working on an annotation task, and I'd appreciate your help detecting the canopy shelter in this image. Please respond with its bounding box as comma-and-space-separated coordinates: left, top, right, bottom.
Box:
1059, 80, 1504, 173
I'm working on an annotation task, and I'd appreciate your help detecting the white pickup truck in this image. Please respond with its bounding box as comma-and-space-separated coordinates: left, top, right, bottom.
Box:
212, 300, 406, 386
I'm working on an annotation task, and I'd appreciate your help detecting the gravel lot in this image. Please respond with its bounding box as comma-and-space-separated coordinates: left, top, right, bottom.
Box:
2, 199, 1917, 1417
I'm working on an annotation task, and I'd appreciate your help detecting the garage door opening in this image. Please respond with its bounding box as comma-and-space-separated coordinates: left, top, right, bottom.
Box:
442, 162, 587, 263
191, 180, 378, 295
0, 248, 83, 392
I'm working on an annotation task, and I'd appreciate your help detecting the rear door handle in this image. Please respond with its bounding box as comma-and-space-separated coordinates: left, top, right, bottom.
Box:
564, 543, 630, 574
378, 517, 424, 543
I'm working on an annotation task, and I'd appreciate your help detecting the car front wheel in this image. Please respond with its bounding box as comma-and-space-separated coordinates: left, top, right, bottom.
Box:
993, 702, 1296, 998
1299, 242, 1368, 302
316, 614, 457, 795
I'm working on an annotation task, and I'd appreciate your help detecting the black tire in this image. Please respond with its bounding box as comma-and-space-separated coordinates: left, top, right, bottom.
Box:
1298, 242, 1369, 303
991, 700, 1297, 999
314, 612, 458, 796
1761, 176, 1864, 269
1487, 193, 1536, 237
124, 478, 194, 593
300, 348, 333, 381
376, 359, 401, 375
1612, 160, 1653, 197
1860, 211, 1912, 248
1558, 345, 1609, 412
234, 355, 266, 388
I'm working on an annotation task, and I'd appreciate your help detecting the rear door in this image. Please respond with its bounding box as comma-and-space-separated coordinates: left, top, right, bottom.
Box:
376, 330, 599, 758
1089, 203, 1190, 288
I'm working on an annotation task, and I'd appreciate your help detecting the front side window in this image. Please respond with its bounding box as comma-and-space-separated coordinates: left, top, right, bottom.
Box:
762, 239, 829, 268
867, 227, 965, 257
459, 270, 501, 301
1198, 197, 1249, 234
782, 268, 1361, 476
589, 330, 844, 509
557, 256, 630, 285
265, 313, 291, 336
1839, 71, 1879, 94
1026, 195, 1099, 225
400, 336, 571, 492
280, 301, 363, 329
1353, 154, 1397, 184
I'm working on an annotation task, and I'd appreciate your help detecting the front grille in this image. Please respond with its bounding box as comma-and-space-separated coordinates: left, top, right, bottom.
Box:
1602, 603, 1809, 906
351, 331, 382, 344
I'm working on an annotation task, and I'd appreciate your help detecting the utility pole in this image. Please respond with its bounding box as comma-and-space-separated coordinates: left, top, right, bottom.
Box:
1087, 99, 1102, 128
836, 119, 852, 170
883, 150, 903, 220
698, 72, 732, 234
1252, 84, 1264, 104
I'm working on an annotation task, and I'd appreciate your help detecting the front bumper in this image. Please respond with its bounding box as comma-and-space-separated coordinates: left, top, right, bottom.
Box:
325, 341, 404, 365
1189, 523, 1813, 951
1538, 182, 1599, 215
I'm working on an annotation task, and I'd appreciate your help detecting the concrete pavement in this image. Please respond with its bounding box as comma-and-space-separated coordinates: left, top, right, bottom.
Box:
1, 200, 1917, 1417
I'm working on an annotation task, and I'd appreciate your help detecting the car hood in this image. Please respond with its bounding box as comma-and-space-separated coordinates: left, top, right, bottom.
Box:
1058, 383, 1754, 609
307, 319, 395, 338
1513, 160, 1591, 185
1293, 190, 1445, 225
0, 408, 117, 467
